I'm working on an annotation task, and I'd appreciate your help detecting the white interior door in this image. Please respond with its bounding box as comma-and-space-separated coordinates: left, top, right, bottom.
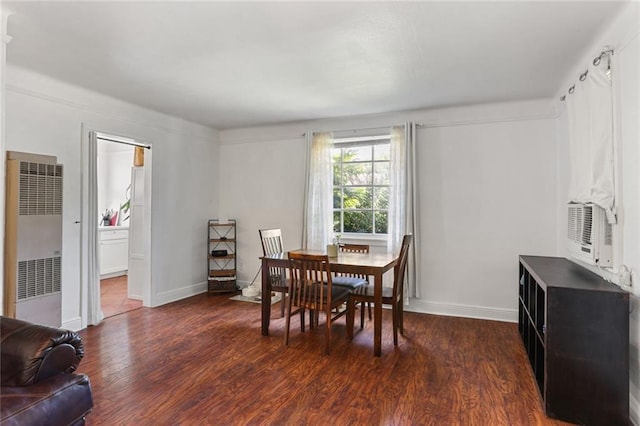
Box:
128, 166, 144, 299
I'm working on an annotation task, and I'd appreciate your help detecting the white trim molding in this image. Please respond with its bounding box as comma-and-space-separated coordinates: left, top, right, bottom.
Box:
62, 316, 83, 332
154, 282, 207, 307
407, 299, 518, 323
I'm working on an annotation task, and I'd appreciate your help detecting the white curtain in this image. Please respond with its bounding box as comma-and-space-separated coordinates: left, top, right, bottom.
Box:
389, 123, 420, 301
302, 131, 333, 250
87, 131, 104, 325
567, 54, 615, 222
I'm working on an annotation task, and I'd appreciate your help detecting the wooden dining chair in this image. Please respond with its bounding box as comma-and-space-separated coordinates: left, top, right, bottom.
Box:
346, 234, 413, 346
333, 244, 371, 328
285, 252, 351, 355
259, 228, 288, 317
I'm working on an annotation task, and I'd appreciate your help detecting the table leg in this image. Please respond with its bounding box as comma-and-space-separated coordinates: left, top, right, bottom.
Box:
373, 271, 383, 357
261, 258, 270, 336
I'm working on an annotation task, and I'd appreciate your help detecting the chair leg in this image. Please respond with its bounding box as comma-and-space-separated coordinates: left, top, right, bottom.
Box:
392, 305, 398, 346
368, 302, 372, 320
324, 311, 332, 355
360, 301, 365, 329
346, 298, 355, 340
284, 299, 293, 346
398, 301, 404, 335
280, 293, 286, 318
300, 308, 305, 332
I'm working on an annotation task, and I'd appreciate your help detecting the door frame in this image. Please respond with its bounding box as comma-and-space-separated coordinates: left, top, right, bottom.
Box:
80, 125, 152, 327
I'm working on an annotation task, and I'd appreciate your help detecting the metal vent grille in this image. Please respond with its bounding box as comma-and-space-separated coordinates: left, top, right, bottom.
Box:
17, 257, 62, 300
568, 204, 592, 245
18, 162, 63, 216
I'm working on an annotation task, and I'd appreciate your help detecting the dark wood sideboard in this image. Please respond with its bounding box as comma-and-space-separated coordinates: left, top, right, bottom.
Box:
518, 255, 629, 426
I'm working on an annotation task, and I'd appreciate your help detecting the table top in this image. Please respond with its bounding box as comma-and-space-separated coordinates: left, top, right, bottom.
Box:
262, 249, 398, 271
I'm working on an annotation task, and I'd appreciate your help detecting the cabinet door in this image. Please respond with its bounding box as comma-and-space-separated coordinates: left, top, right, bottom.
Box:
100, 238, 129, 275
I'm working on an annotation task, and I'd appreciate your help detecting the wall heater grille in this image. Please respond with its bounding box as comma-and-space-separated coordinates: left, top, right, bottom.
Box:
17, 257, 61, 300
19, 162, 63, 216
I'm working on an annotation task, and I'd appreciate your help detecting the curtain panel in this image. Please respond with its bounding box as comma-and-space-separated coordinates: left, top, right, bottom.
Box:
389, 123, 420, 301
566, 54, 615, 222
302, 131, 333, 250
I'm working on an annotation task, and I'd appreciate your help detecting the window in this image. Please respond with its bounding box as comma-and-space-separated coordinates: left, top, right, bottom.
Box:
332, 136, 390, 235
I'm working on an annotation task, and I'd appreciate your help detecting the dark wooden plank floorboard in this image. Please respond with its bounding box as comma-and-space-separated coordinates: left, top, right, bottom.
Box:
78, 293, 571, 425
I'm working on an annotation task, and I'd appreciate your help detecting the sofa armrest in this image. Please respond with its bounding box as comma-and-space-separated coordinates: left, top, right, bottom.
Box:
0, 317, 84, 387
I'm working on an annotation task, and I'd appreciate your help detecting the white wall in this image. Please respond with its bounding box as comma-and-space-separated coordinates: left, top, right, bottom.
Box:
554, 3, 640, 423
219, 99, 558, 322
3, 65, 219, 328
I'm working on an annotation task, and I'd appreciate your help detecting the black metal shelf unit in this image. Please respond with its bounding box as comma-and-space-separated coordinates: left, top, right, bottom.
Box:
208, 219, 237, 293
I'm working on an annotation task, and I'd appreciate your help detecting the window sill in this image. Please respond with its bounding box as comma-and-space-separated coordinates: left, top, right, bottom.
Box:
340, 234, 388, 248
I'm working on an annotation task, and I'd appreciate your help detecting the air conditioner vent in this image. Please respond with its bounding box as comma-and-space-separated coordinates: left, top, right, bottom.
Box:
567, 203, 612, 266
18, 162, 63, 216
17, 257, 62, 301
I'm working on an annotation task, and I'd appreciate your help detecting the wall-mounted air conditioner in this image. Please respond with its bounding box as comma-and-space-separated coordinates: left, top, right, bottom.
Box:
567, 203, 612, 267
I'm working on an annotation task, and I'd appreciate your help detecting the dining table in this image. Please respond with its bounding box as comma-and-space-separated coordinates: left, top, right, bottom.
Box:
260, 249, 399, 357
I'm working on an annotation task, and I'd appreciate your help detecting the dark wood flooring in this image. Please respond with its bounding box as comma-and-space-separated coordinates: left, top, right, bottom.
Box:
78, 293, 570, 425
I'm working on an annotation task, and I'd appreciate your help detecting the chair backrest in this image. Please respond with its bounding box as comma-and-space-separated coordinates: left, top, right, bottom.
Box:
259, 228, 286, 288
338, 244, 369, 279
259, 228, 283, 256
287, 252, 333, 313
393, 234, 413, 302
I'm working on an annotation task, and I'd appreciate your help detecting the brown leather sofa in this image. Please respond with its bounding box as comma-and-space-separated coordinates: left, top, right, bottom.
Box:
0, 316, 93, 425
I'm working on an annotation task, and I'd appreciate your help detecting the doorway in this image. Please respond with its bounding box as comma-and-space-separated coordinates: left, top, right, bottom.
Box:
96, 139, 142, 317
82, 128, 152, 326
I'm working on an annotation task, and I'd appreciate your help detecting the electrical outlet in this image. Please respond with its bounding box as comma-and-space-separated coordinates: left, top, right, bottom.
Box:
619, 266, 632, 287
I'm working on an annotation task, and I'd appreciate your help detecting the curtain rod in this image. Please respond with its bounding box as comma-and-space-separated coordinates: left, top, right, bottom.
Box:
308, 122, 425, 136
95, 132, 151, 149
560, 48, 614, 101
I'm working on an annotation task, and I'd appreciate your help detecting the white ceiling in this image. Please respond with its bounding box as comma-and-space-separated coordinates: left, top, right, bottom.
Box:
4, 1, 627, 130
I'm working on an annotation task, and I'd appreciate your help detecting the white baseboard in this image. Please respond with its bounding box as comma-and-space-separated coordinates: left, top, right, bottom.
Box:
62, 316, 83, 332
153, 281, 208, 307
407, 299, 518, 323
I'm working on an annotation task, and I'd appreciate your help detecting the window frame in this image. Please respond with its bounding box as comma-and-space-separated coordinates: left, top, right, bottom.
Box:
332, 135, 391, 237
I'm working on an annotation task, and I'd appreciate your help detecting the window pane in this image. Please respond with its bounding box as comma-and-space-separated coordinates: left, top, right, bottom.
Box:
375, 211, 388, 234
333, 211, 341, 233
333, 188, 342, 209
374, 187, 389, 209
333, 162, 341, 186
343, 163, 372, 185
344, 211, 373, 233
373, 162, 389, 185
374, 144, 390, 161
344, 146, 372, 162
343, 187, 372, 209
